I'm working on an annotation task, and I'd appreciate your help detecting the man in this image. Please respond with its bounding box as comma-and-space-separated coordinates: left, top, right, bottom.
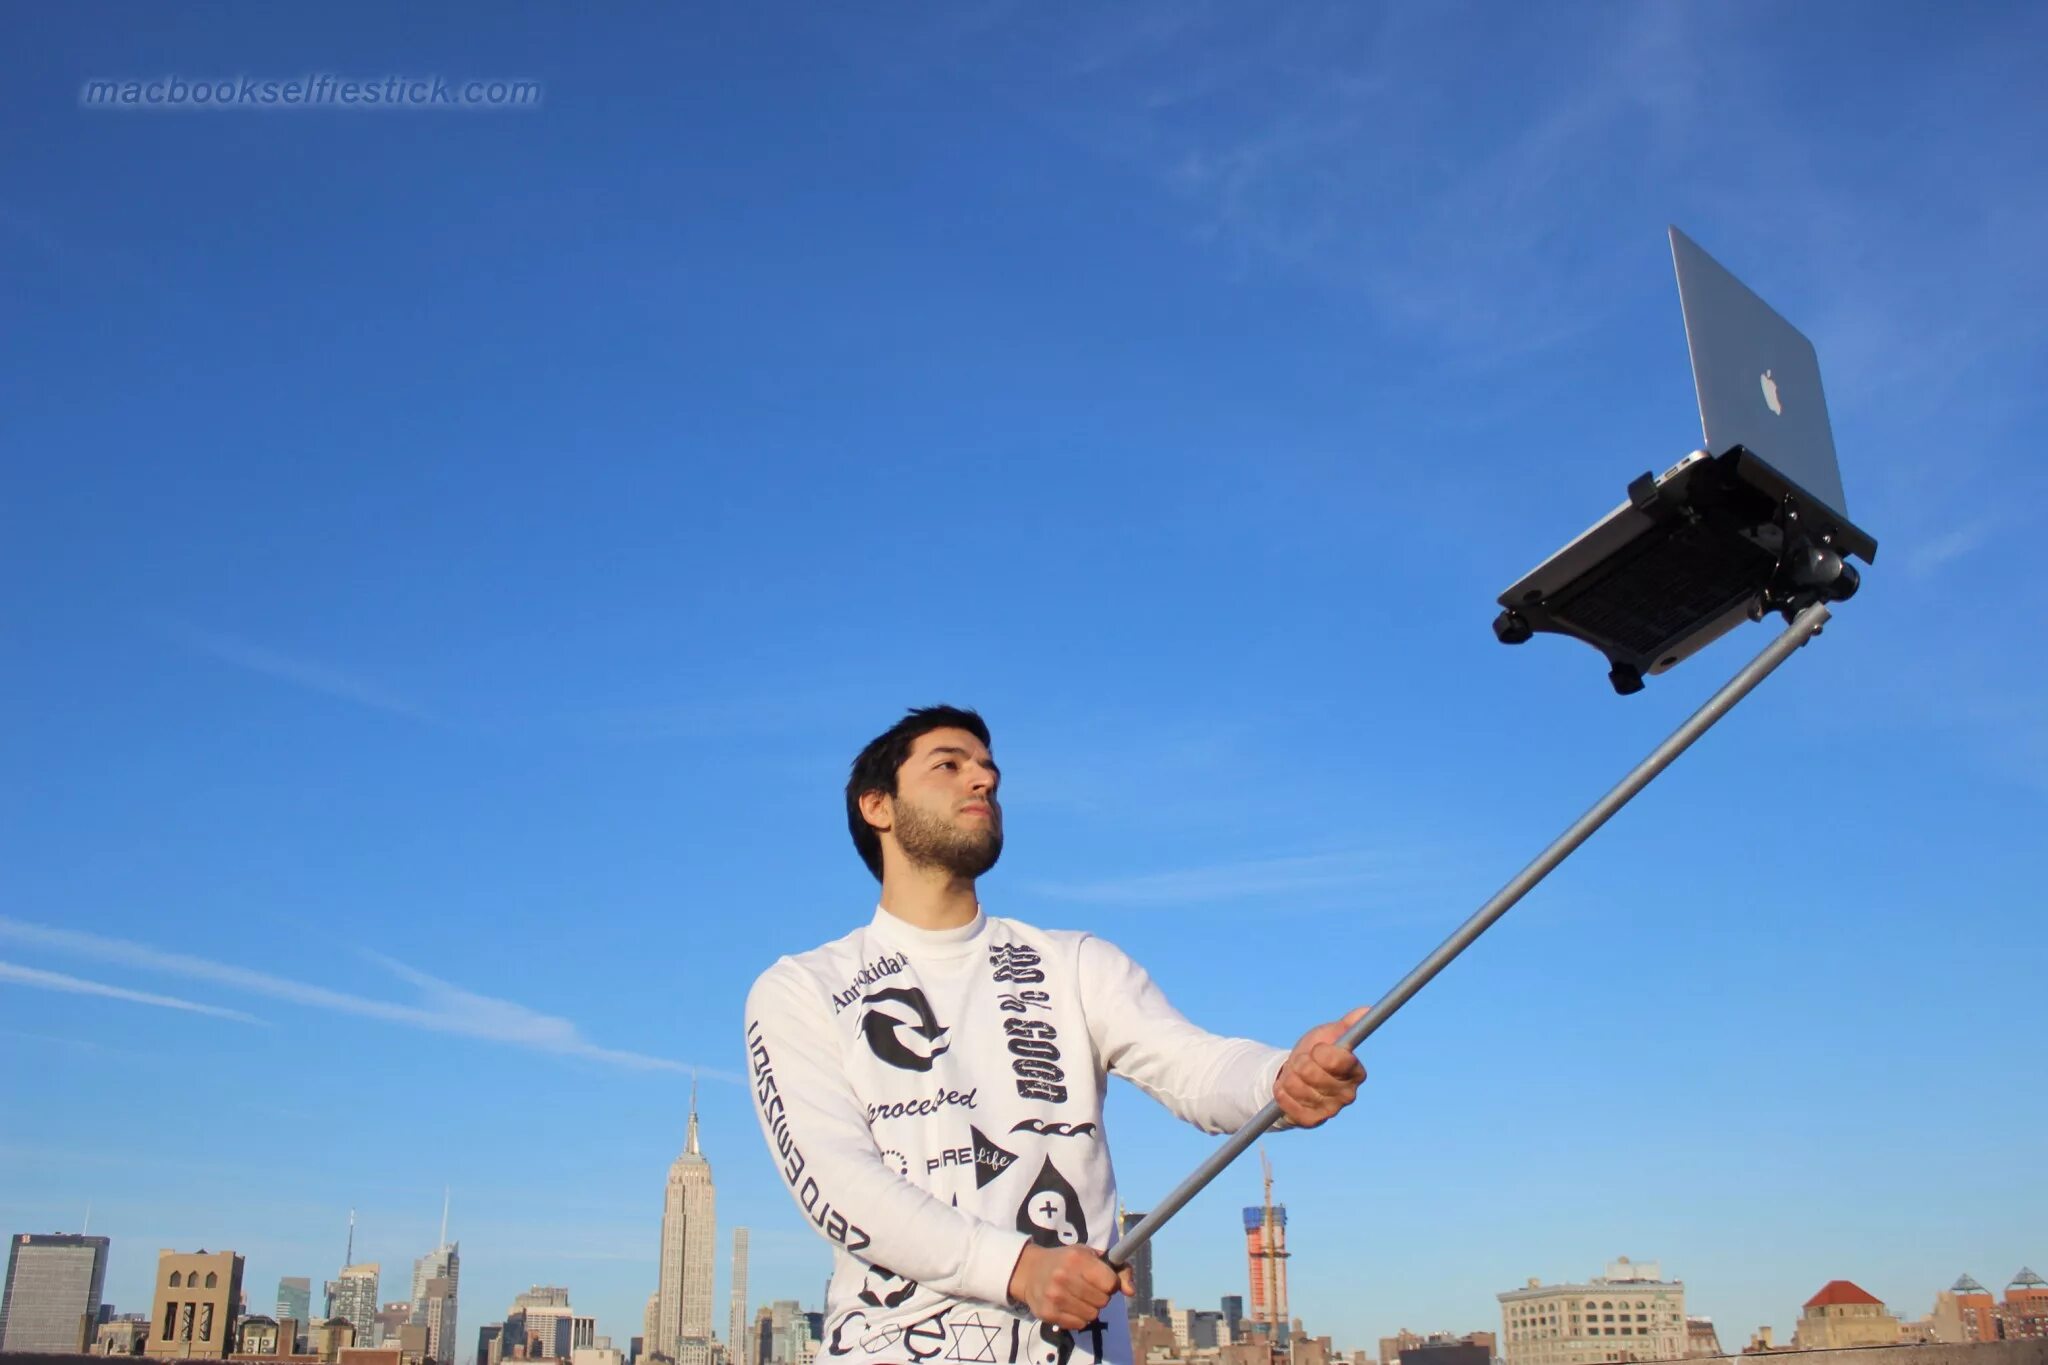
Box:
745, 706, 1365, 1365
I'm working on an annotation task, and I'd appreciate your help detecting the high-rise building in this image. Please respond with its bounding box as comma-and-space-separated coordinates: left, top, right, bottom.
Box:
504, 1286, 586, 1361
1221, 1296, 1244, 1336
1499, 1259, 1686, 1365
150, 1248, 246, 1360
420, 1279, 457, 1364
0, 1232, 110, 1353
1243, 1205, 1289, 1339
412, 1228, 460, 1365
327, 1265, 380, 1350
655, 1094, 717, 1365
479, 1322, 504, 1365
1118, 1211, 1155, 1323
278, 1279, 313, 1337
728, 1230, 750, 1365
767, 1302, 807, 1365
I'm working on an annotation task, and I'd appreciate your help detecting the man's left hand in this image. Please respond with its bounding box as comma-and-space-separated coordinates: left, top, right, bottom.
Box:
1273, 1006, 1369, 1128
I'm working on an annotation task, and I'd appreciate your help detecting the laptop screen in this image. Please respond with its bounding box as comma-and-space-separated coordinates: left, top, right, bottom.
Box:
1670, 227, 1850, 519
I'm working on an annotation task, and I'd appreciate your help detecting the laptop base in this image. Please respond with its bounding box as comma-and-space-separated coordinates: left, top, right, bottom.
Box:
1493, 446, 1875, 693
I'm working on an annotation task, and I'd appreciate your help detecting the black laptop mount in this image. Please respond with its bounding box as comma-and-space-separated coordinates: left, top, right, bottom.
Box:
1492, 445, 1878, 693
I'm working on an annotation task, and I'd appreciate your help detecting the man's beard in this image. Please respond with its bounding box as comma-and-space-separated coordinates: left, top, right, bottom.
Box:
893, 799, 1003, 879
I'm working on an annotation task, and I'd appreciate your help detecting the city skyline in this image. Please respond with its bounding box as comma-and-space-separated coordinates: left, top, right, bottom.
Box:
17, 1211, 2047, 1365
12, 1135, 2046, 1365
3, 1, 2044, 1360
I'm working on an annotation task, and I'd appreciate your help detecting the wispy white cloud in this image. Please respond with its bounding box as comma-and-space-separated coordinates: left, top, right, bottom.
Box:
0, 1028, 168, 1064
1902, 514, 2009, 579
157, 622, 431, 721
0, 959, 264, 1024
1900, 515, 1998, 573
1029, 848, 1412, 908
960, 2, 1717, 360
0, 918, 732, 1078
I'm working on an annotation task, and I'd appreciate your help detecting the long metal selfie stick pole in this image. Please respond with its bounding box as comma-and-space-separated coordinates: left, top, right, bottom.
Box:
1108, 599, 1833, 1268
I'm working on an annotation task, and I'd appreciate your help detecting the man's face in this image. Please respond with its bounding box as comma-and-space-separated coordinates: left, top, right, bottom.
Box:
877, 727, 1003, 879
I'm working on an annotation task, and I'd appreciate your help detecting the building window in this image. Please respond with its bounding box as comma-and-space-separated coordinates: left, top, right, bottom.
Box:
162, 1309, 177, 1340
170, 1272, 183, 1288
206, 1272, 219, 1289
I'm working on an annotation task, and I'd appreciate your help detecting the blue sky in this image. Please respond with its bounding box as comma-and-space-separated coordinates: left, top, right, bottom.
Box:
3, 1, 2044, 1358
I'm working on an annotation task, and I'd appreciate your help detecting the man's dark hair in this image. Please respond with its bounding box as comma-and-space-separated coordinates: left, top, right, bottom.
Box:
846, 705, 992, 882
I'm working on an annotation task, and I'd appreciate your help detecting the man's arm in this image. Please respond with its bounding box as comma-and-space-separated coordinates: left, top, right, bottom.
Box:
745, 962, 1029, 1303
1076, 935, 1288, 1133
1077, 936, 1366, 1133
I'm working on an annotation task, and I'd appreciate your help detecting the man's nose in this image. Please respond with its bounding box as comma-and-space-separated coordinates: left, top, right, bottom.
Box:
968, 766, 997, 796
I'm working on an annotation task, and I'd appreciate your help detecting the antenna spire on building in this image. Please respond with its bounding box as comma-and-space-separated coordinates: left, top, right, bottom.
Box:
345, 1208, 356, 1266
440, 1187, 450, 1249
82, 1201, 92, 1236
686, 1070, 702, 1157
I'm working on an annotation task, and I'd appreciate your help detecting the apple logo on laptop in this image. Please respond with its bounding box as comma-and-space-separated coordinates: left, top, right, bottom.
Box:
1760, 369, 1783, 415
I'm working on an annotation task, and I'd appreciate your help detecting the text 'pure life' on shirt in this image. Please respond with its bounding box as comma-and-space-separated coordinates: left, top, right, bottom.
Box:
744, 907, 1288, 1365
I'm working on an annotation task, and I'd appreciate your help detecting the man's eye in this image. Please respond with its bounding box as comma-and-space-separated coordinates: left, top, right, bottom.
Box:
938, 761, 957, 770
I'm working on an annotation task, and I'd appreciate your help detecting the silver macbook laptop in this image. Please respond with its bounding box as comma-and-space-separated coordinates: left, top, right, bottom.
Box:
1672, 225, 1848, 519
1493, 227, 1876, 693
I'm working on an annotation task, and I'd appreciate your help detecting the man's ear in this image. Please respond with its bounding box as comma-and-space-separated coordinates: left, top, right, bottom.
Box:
858, 788, 893, 834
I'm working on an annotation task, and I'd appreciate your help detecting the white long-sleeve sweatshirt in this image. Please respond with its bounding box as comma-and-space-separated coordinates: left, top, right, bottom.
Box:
744, 906, 1288, 1365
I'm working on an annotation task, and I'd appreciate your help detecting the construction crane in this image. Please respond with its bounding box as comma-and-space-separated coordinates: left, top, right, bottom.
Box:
1251, 1146, 1289, 1350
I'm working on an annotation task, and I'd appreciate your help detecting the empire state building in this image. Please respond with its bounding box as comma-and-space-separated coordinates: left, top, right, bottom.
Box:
654, 1091, 716, 1365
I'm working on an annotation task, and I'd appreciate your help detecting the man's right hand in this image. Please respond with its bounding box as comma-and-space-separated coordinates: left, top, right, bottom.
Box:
1007, 1244, 1133, 1330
